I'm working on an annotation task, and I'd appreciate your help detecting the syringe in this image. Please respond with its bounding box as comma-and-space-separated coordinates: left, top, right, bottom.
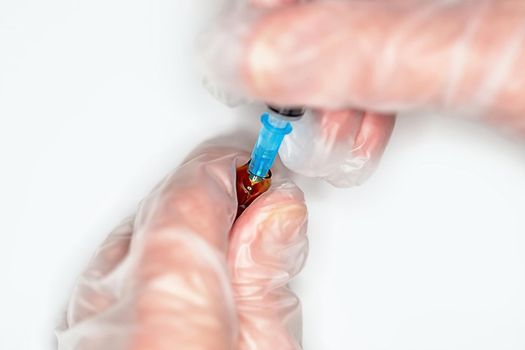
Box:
248, 105, 305, 183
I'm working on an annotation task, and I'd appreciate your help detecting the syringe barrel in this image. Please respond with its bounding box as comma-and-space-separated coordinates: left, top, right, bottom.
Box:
248, 112, 292, 178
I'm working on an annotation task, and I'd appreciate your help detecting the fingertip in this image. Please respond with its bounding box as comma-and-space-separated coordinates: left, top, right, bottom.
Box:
356, 112, 396, 145
326, 111, 395, 187
229, 178, 308, 285
353, 111, 396, 168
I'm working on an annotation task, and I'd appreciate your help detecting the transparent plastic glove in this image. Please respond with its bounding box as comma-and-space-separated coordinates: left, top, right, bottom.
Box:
56, 146, 308, 350
280, 108, 394, 187
200, 0, 525, 185
199, 0, 396, 187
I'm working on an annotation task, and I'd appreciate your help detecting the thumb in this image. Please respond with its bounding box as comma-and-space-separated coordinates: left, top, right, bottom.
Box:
242, 1, 525, 122
228, 178, 308, 349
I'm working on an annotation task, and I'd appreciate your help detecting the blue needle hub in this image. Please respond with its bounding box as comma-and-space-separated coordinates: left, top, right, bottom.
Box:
248, 112, 292, 181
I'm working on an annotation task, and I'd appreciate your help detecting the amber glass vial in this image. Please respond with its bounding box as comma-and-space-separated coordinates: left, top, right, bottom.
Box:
235, 162, 271, 218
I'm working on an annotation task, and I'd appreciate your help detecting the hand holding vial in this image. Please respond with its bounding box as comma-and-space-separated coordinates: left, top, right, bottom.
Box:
57, 146, 308, 350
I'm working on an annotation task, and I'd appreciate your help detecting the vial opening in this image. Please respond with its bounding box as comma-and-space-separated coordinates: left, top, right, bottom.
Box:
235, 161, 272, 218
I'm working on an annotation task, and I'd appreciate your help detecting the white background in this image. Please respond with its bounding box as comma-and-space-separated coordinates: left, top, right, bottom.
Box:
1, 1, 525, 349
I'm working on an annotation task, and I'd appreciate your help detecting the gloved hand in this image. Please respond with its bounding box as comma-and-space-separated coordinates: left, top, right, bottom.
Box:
201, 0, 525, 186
56, 146, 308, 350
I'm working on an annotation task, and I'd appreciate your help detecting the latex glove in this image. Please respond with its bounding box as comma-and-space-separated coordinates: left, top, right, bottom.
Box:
56, 146, 308, 350
200, 0, 525, 186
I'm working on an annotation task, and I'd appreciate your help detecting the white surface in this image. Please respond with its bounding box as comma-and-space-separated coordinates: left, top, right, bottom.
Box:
1, 1, 525, 349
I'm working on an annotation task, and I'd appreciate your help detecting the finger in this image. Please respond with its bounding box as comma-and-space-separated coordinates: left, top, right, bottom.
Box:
280, 109, 395, 187
133, 146, 246, 252
61, 147, 247, 350
65, 218, 134, 326
352, 111, 396, 184
228, 179, 308, 350
129, 147, 247, 349
243, 1, 525, 119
